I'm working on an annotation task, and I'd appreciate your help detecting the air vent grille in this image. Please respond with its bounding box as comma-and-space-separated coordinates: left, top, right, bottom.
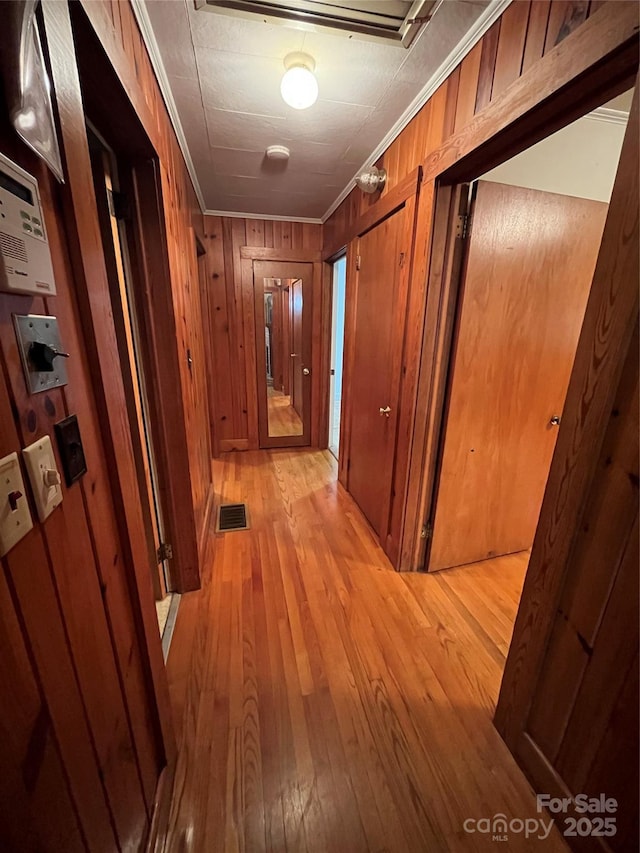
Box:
198, 0, 436, 47
216, 503, 250, 532
0, 232, 28, 263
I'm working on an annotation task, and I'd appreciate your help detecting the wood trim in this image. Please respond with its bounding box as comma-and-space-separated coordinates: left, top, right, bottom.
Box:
198, 483, 215, 562
495, 80, 639, 746
144, 764, 174, 853
129, 161, 201, 593
240, 246, 322, 262
241, 257, 260, 448
315, 261, 333, 450
421, 2, 639, 185
322, 167, 422, 260
220, 438, 251, 452
399, 6, 639, 572
337, 244, 359, 486
396, 184, 469, 570
41, 0, 175, 770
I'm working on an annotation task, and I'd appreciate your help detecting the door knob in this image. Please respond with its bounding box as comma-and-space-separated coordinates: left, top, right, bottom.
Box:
550, 415, 561, 426
379, 406, 391, 417
290, 352, 298, 358
302, 368, 310, 376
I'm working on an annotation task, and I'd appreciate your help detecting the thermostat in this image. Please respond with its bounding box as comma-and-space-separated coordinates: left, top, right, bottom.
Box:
0, 151, 56, 296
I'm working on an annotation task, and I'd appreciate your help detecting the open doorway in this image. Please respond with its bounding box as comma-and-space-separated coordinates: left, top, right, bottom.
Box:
328, 255, 346, 459
424, 89, 633, 577
87, 129, 175, 639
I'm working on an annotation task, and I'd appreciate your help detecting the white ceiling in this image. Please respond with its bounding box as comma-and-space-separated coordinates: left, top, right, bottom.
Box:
140, 0, 499, 220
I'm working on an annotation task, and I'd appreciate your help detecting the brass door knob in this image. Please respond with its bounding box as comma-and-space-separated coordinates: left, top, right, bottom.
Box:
303, 368, 310, 375
550, 415, 561, 426
379, 406, 391, 417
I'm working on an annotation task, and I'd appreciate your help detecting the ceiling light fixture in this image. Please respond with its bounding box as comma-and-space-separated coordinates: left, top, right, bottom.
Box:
355, 166, 387, 194
281, 52, 318, 110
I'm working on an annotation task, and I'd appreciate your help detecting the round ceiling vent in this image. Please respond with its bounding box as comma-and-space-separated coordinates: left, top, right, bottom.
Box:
266, 145, 290, 161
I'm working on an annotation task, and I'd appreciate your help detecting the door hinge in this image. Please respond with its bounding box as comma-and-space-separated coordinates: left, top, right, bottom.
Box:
420, 522, 433, 540
399, 251, 406, 268
455, 213, 469, 240
157, 542, 173, 562
356, 254, 361, 271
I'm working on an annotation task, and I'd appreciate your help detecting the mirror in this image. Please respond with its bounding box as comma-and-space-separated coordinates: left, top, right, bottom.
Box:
263, 277, 304, 437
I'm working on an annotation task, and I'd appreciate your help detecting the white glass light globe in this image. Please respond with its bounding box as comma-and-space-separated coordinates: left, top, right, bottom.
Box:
280, 66, 318, 110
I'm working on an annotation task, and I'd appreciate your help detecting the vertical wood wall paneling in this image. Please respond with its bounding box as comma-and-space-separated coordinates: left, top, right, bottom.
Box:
204, 216, 322, 451
490, 1, 531, 98
0, 392, 86, 852
79, 0, 212, 550
326, 0, 638, 574
474, 19, 501, 113
544, 0, 590, 54
521, 0, 552, 73
42, 0, 178, 830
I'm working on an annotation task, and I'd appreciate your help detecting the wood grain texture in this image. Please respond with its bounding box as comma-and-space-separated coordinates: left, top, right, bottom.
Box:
495, 79, 638, 757
328, 0, 638, 574
204, 217, 322, 451
428, 183, 607, 571
161, 449, 568, 852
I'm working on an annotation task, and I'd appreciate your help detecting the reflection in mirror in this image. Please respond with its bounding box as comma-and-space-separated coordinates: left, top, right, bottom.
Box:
264, 278, 304, 437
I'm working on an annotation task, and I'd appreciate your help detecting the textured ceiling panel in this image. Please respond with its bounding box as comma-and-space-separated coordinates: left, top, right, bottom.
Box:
144, 0, 491, 218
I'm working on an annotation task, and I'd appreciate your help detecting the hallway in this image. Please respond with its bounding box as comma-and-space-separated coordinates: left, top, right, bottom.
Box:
163, 450, 566, 852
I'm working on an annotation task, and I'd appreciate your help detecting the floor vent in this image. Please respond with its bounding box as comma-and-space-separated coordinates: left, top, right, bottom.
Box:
216, 503, 250, 532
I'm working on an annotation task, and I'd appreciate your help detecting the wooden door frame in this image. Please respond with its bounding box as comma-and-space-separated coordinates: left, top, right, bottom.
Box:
40, 0, 180, 805
240, 247, 326, 449
495, 79, 638, 751
398, 5, 639, 572
66, 3, 202, 595
253, 261, 313, 449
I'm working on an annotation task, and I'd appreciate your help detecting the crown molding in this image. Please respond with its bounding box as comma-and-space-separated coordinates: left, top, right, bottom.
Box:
204, 208, 323, 223
586, 107, 630, 126
131, 0, 511, 222
320, 0, 513, 222
129, 0, 207, 212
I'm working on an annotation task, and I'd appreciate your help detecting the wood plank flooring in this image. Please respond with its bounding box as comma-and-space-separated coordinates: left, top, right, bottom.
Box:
267, 391, 304, 437
161, 450, 568, 852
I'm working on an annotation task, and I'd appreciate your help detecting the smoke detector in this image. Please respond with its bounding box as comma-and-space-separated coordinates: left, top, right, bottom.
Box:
266, 145, 290, 161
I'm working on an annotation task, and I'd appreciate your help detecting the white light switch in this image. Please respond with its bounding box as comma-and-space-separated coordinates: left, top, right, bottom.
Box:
22, 436, 63, 522
0, 452, 34, 557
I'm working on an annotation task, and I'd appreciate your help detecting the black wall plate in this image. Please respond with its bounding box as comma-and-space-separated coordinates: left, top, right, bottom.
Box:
54, 414, 87, 486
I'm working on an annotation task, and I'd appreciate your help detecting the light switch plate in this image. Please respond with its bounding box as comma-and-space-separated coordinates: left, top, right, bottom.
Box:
0, 452, 34, 557
13, 314, 69, 395
22, 436, 63, 522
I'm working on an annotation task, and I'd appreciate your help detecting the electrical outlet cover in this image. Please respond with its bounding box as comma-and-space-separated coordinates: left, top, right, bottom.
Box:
22, 435, 63, 522
0, 452, 34, 556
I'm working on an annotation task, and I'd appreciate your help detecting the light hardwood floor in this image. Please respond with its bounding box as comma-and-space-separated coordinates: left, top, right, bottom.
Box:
162, 450, 567, 852
268, 390, 304, 437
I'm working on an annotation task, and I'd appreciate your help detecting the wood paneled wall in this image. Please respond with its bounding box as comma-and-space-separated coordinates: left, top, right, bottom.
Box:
324, 0, 602, 252
202, 215, 322, 452
0, 107, 163, 853
0, 0, 220, 846
80, 0, 212, 542
322, 0, 638, 571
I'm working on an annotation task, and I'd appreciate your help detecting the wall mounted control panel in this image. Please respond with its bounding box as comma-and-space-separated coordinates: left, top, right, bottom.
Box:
0, 151, 56, 296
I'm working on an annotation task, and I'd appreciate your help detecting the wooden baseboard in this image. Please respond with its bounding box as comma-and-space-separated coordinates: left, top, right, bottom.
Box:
220, 438, 250, 452
199, 482, 214, 561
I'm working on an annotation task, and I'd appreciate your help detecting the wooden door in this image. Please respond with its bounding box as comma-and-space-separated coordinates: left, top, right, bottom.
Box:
291, 278, 303, 418
254, 262, 313, 448
427, 181, 608, 571
347, 206, 409, 538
